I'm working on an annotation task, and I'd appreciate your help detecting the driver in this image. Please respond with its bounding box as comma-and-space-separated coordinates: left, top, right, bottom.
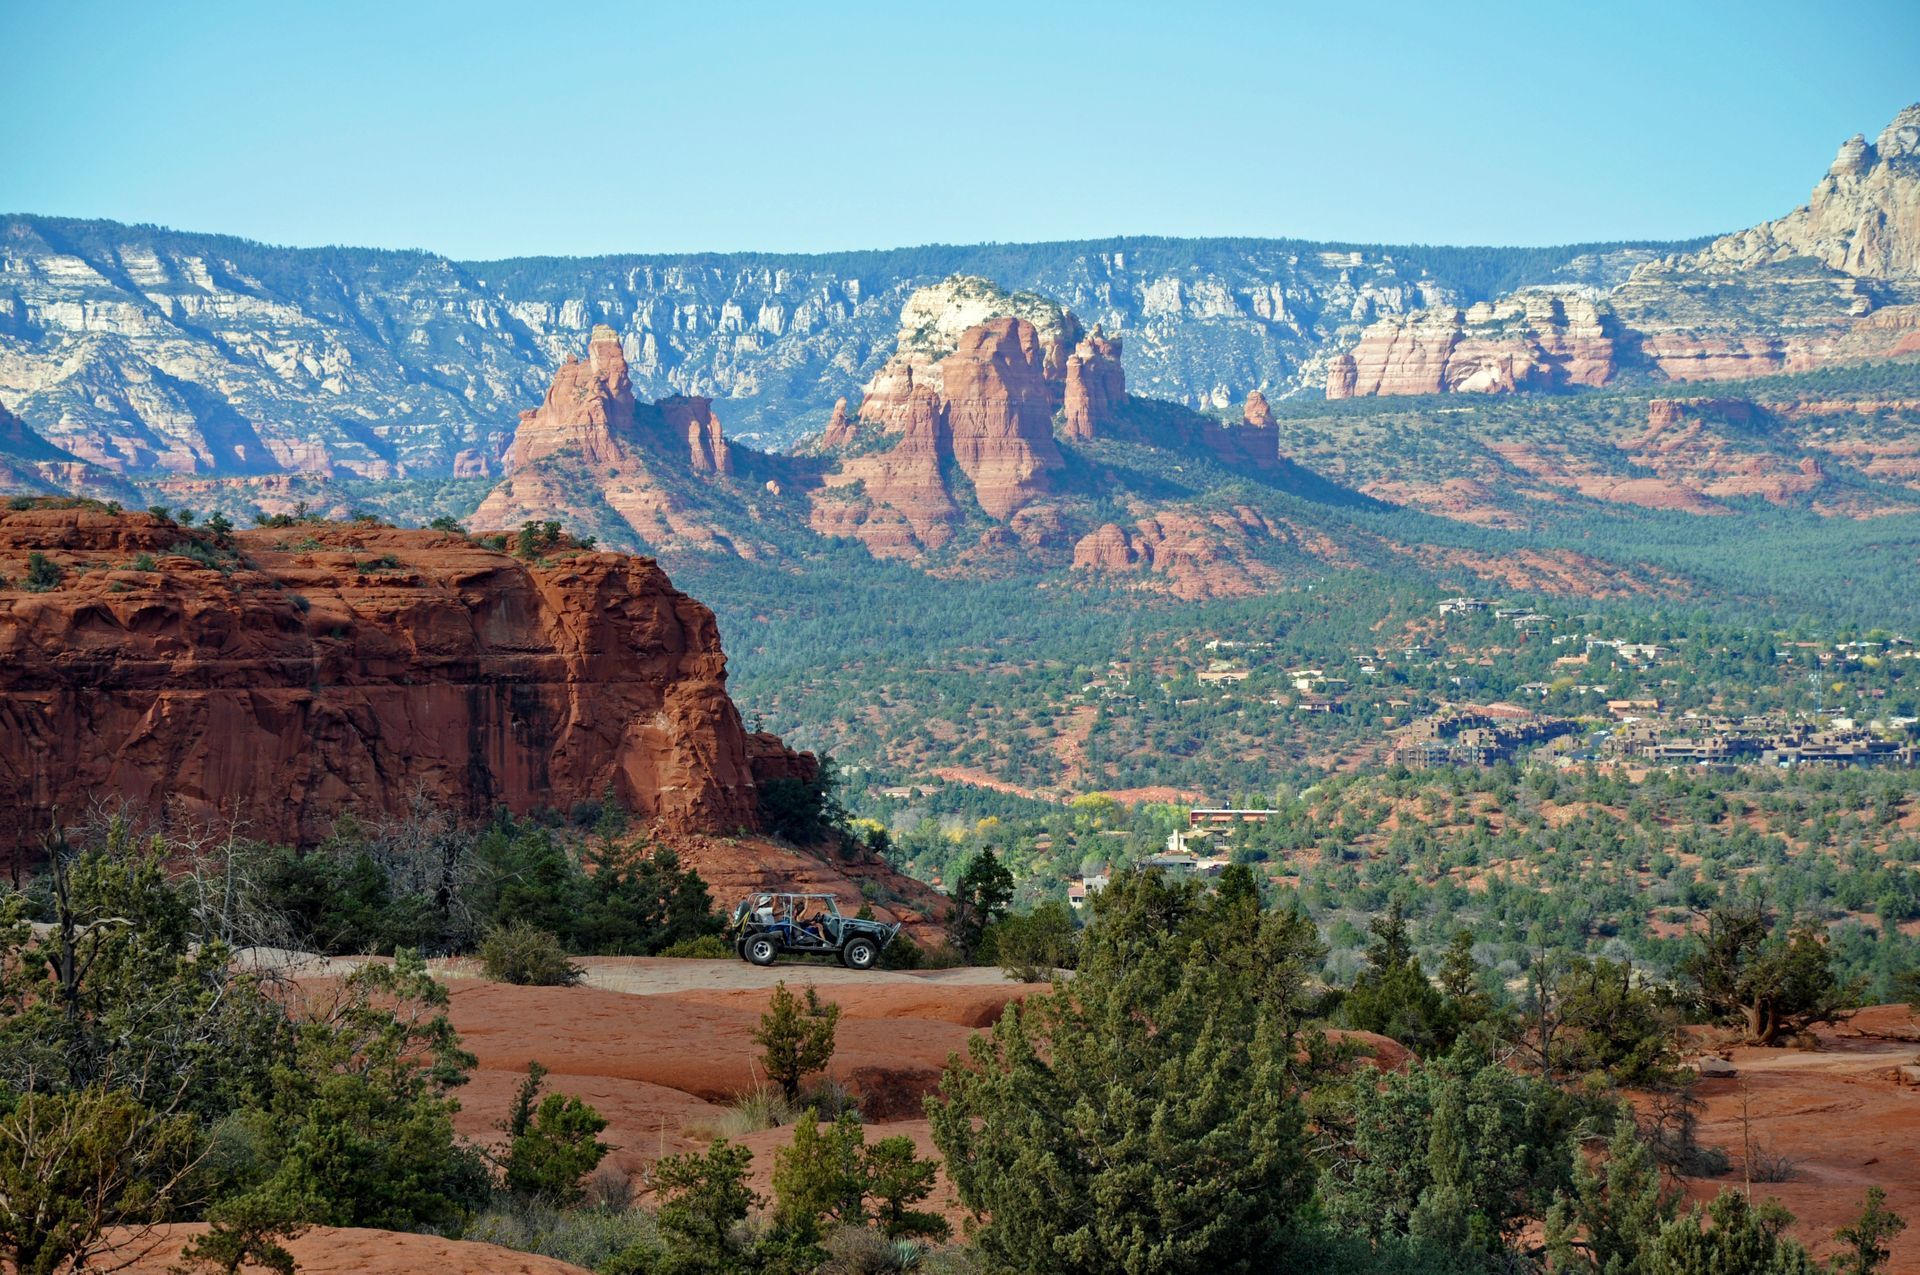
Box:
794, 899, 827, 944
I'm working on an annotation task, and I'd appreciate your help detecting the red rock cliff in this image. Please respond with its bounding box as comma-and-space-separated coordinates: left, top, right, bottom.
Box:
504, 324, 637, 470
0, 504, 812, 850
1061, 327, 1126, 440
940, 317, 1064, 519
658, 395, 732, 476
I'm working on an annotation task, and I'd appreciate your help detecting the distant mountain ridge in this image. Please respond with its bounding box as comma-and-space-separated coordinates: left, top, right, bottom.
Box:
0, 215, 1685, 481
1328, 103, 1920, 398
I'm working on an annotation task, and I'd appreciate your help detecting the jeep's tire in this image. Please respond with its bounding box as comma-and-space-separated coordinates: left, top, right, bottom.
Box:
745, 934, 780, 967
842, 937, 878, 970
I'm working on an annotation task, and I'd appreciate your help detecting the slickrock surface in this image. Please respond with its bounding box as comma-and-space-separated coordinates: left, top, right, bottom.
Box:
1684, 1005, 1920, 1273
118, 1227, 595, 1274
0, 503, 810, 848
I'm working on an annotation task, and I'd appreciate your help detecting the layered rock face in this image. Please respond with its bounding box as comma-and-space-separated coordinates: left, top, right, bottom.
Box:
0, 504, 811, 849
1061, 328, 1126, 440
1326, 292, 1617, 398
0, 398, 133, 501
504, 325, 638, 470
473, 327, 756, 555
1688, 105, 1920, 279
939, 317, 1065, 518
1328, 104, 1920, 397
1, 210, 1686, 464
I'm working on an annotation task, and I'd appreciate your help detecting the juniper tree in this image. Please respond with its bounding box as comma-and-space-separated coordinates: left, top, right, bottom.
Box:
929, 868, 1319, 1273
752, 982, 840, 1103
1681, 899, 1856, 1046
1646, 1190, 1818, 1274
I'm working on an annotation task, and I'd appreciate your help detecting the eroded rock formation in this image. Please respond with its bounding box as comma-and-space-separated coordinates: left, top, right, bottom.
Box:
1327, 104, 1920, 398
473, 326, 757, 555
0, 503, 811, 849
1242, 390, 1275, 428
659, 395, 732, 476
940, 317, 1064, 519
1062, 328, 1126, 440
1326, 293, 1617, 399
503, 324, 638, 470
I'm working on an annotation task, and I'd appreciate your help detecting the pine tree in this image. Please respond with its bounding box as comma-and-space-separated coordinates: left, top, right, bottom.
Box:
1544, 1115, 1676, 1273
771, 1111, 866, 1242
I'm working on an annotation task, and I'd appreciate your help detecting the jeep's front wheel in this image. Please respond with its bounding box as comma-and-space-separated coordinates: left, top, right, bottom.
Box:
842, 937, 878, 970
745, 934, 780, 967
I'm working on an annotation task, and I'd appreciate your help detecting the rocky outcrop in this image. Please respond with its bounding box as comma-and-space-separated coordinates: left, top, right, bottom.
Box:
813, 282, 1085, 553
1680, 105, 1920, 279
819, 397, 856, 449
850, 276, 1082, 440
1628, 398, 1827, 505
811, 279, 1336, 559
939, 317, 1064, 519
1061, 328, 1126, 440
809, 386, 957, 557
1327, 105, 1920, 398
503, 324, 637, 471
659, 395, 732, 476
0, 503, 811, 849
473, 329, 764, 555
1242, 390, 1275, 428
1070, 507, 1298, 599
1326, 292, 1617, 398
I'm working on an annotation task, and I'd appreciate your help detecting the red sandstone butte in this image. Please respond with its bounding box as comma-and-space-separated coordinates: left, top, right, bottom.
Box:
0, 503, 811, 850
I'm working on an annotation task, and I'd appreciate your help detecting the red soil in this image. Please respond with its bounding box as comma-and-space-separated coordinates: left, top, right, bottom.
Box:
116, 1226, 594, 1274
1683, 1005, 1920, 1271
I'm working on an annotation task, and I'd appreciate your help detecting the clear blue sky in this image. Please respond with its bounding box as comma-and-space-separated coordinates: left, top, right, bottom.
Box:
3, 0, 1916, 260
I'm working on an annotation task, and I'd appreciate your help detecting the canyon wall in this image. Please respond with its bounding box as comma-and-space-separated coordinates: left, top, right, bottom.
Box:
1326, 104, 1920, 398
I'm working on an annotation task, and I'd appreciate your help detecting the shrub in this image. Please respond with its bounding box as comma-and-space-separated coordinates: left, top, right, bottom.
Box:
658, 934, 733, 959
1746, 1140, 1797, 1183
754, 982, 841, 1103
501, 1063, 610, 1205
650, 1138, 761, 1260
479, 923, 582, 987
582, 1166, 633, 1212
460, 1199, 660, 1271
130, 552, 157, 572
23, 552, 61, 592
988, 902, 1078, 983
686, 1085, 797, 1140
